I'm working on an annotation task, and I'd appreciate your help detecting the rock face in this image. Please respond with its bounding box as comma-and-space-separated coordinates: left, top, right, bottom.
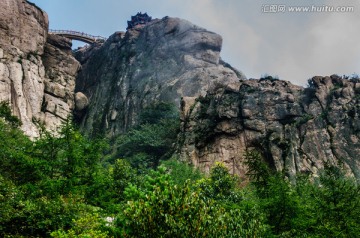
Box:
74, 15, 359, 179
2, 2, 359, 179
75, 17, 245, 137
0, 0, 48, 55
179, 76, 360, 180
0, 0, 80, 137
41, 34, 80, 132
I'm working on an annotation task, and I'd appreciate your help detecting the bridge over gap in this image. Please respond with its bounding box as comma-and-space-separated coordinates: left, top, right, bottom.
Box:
49, 30, 107, 44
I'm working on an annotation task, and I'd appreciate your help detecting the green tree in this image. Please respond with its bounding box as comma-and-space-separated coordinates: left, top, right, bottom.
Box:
244, 149, 306, 236
261, 174, 300, 236
115, 102, 180, 169
1, 193, 97, 237
112, 159, 138, 199
139, 101, 178, 125
117, 166, 269, 237
161, 157, 203, 186
0, 175, 23, 235
31, 119, 108, 197
244, 149, 272, 194
0, 115, 112, 236
0, 101, 21, 127
312, 164, 360, 237
197, 162, 240, 203
0, 108, 39, 185
116, 122, 175, 168
51, 213, 109, 238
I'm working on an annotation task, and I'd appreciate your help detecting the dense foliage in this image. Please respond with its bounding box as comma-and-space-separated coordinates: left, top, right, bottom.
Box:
114, 102, 180, 169
1, 102, 359, 237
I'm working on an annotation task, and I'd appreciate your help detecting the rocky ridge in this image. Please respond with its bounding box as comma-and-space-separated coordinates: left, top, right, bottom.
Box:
0, 0, 79, 137
75, 16, 245, 136
1, 1, 359, 179
179, 75, 360, 180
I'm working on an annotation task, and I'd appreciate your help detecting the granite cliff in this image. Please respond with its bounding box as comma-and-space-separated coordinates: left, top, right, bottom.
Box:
1, 1, 359, 179
75, 15, 359, 179
75, 16, 244, 136
179, 75, 360, 180
0, 0, 79, 137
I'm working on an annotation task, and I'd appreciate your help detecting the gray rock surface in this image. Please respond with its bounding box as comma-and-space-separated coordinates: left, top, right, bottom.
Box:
0, 0, 48, 55
0, 0, 80, 137
75, 17, 245, 136
1, 1, 358, 180
179, 76, 360, 180
75, 92, 89, 111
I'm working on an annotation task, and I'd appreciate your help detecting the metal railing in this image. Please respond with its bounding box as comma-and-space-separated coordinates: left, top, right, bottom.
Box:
49, 29, 107, 42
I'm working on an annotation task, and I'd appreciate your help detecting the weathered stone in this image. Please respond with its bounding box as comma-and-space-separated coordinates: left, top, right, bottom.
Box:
0, 0, 48, 55
242, 109, 252, 118
110, 110, 118, 121
44, 94, 70, 120
74, 92, 89, 111
342, 86, 354, 99
46, 34, 72, 53
75, 16, 246, 136
180, 96, 197, 120
0, 0, 79, 137
45, 82, 67, 98
179, 77, 360, 180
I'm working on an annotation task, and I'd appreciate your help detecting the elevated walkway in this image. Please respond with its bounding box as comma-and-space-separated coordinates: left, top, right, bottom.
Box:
49, 30, 107, 44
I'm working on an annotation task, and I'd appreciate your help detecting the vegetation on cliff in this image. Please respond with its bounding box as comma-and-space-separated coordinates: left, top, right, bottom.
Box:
0, 102, 359, 237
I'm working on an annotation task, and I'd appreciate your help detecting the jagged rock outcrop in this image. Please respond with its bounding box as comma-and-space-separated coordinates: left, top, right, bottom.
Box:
179, 75, 360, 180
0, 0, 80, 137
74, 15, 359, 178
41, 34, 80, 132
75, 17, 245, 137
2, 1, 358, 179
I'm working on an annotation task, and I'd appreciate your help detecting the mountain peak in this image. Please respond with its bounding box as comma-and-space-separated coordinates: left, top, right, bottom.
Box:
75, 16, 245, 136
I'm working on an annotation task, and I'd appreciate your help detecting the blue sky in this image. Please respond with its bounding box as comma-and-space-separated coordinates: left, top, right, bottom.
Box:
29, 0, 360, 86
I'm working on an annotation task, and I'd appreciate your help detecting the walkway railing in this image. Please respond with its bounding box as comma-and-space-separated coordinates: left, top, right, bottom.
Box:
49, 29, 107, 43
